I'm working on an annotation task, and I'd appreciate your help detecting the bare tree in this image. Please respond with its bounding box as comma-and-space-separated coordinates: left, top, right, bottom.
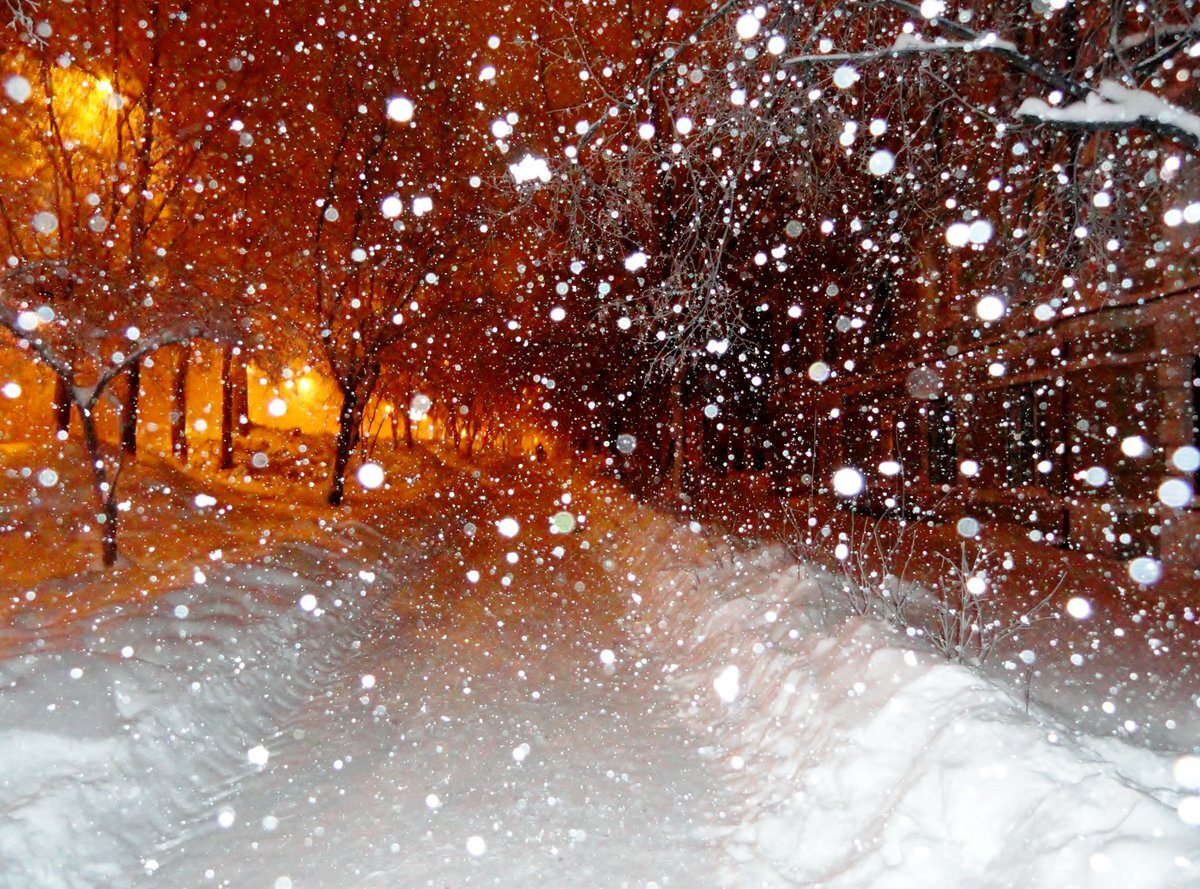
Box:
0, 262, 209, 564
521, 0, 1198, 500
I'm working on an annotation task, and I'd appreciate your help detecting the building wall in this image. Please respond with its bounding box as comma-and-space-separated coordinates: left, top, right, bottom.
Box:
780, 286, 1200, 582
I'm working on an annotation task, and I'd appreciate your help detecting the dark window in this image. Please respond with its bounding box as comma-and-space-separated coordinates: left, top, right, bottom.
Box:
927, 398, 957, 486
1004, 383, 1039, 488
822, 307, 838, 363
1192, 356, 1199, 444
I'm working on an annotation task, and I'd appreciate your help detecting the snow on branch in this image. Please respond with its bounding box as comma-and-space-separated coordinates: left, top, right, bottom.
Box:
5, 0, 38, 40
787, 0, 1200, 152
1017, 80, 1200, 151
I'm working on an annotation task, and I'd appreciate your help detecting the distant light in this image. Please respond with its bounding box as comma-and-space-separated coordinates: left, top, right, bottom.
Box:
767, 35, 787, 55
386, 96, 414, 122
299, 593, 318, 612
479, 65, 496, 81
832, 467, 864, 497
491, 118, 513, 139
356, 462, 385, 490
466, 836, 487, 857
267, 398, 287, 418
497, 517, 520, 538
808, 361, 830, 383
549, 306, 566, 322
879, 460, 901, 477
381, 195, 403, 218
637, 122, 655, 140
624, 251, 648, 273
412, 196, 433, 216
674, 116, 693, 136
1, 382, 20, 399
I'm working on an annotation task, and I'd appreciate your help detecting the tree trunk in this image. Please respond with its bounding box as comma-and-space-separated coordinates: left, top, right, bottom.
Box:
120, 361, 140, 457
328, 385, 359, 505
172, 346, 190, 464
401, 380, 414, 448
219, 345, 235, 470
52, 375, 72, 437
389, 406, 401, 452
233, 352, 250, 435
80, 405, 119, 567
667, 361, 688, 503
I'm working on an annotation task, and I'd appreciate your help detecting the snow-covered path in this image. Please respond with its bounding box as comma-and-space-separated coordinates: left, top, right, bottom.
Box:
0, 457, 737, 889
2, 450, 1196, 889
143, 509, 729, 888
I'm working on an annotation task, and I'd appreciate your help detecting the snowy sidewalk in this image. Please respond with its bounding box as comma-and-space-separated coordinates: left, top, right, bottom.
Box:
0, 459, 739, 889
140, 509, 733, 888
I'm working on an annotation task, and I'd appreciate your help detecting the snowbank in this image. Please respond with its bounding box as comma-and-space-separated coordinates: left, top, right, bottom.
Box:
0, 525, 400, 888
630, 540, 1198, 888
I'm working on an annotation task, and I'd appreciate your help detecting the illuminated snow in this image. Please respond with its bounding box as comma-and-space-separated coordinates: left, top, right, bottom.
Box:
713, 665, 740, 703
3, 75, 31, 103
509, 154, 552, 184
356, 463, 385, 490
1066, 597, 1093, 619
386, 96, 414, 122
832, 467, 864, 497
247, 745, 270, 767
735, 13, 760, 41
975, 294, 1006, 322
868, 149, 895, 176
624, 251, 649, 272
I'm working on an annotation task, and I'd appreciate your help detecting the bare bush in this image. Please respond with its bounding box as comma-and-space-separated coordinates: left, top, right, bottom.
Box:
780, 502, 1062, 664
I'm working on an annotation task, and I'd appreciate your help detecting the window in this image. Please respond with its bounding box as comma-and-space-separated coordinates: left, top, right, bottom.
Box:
1004, 383, 1039, 488
927, 398, 957, 486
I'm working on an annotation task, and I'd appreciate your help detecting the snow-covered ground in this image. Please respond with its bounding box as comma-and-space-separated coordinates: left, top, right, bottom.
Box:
0, 443, 1197, 887
629, 534, 1199, 887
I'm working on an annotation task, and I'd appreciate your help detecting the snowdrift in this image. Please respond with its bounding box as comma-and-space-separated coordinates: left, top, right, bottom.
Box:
0, 525, 400, 888
631, 540, 1198, 888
